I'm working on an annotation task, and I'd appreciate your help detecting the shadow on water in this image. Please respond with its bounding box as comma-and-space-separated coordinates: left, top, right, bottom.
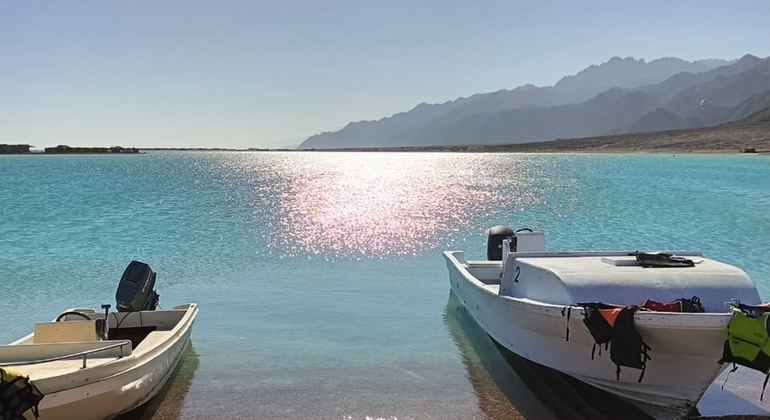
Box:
118, 341, 200, 420
443, 292, 653, 420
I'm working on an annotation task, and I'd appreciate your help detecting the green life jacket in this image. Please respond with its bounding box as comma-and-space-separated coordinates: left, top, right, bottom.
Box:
721, 310, 770, 374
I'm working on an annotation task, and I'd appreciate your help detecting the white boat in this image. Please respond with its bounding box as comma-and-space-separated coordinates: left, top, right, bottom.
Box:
0, 304, 198, 420
443, 227, 762, 420
0, 261, 198, 420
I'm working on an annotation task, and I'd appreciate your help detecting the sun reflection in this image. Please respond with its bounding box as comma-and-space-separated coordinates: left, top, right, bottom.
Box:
222, 152, 562, 259
273, 153, 493, 257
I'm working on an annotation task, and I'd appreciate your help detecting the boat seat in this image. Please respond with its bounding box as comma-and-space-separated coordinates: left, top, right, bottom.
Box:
33, 321, 100, 344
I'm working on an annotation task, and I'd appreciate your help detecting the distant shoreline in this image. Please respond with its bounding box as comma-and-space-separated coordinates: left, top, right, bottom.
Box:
142, 121, 769, 154
7, 119, 767, 156
296, 117, 770, 154
135, 147, 767, 155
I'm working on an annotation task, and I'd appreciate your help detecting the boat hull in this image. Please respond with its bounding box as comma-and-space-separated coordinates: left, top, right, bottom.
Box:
33, 330, 191, 420
445, 252, 730, 420
21, 304, 198, 420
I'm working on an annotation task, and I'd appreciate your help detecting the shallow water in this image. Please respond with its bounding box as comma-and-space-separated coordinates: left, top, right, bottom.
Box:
1, 152, 768, 419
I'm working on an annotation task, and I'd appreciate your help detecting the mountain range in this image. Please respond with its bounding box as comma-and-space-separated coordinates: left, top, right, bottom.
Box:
298, 54, 769, 149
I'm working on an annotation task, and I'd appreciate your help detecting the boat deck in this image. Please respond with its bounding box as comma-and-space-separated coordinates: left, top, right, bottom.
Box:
1, 326, 178, 381
17, 331, 172, 380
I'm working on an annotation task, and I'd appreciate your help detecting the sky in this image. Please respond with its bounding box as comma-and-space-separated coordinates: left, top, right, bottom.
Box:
1, 0, 769, 149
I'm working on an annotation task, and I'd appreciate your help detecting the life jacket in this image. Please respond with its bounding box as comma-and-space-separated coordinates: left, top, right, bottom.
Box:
635, 252, 695, 268
577, 303, 623, 360
678, 296, 705, 313
720, 309, 770, 373
610, 306, 652, 383
642, 296, 705, 313
0, 367, 44, 420
642, 299, 681, 312
578, 304, 652, 382
720, 306, 770, 400
734, 303, 770, 320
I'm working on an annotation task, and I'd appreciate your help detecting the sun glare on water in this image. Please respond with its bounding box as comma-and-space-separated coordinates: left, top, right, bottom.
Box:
270, 153, 479, 258
220, 152, 547, 259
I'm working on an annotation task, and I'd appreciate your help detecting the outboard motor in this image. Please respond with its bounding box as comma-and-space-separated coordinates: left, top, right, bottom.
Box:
486, 225, 514, 260
116, 260, 160, 312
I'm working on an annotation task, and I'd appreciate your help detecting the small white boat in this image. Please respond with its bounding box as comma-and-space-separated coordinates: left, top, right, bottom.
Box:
443, 227, 761, 420
0, 262, 198, 420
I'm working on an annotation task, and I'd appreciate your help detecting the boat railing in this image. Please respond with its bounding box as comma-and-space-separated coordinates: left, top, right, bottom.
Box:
1, 340, 132, 369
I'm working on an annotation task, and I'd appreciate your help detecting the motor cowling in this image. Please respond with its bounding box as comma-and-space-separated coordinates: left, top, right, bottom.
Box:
486, 225, 514, 260
116, 260, 160, 312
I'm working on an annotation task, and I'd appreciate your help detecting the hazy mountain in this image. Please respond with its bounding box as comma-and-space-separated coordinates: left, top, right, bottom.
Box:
733, 106, 770, 125
611, 108, 687, 135
442, 106, 770, 154
551, 56, 731, 104
720, 91, 770, 123
639, 54, 764, 101
663, 56, 769, 114
309, 84, 562, 149
614, 57, 770, 134
420, 89, 661, 146
298, 55, 760, 149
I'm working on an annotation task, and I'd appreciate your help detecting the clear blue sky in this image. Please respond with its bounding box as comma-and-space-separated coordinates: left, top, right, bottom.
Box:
2, 0, 768, 149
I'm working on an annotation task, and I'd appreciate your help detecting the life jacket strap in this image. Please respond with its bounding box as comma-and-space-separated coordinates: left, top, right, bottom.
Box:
638, 364, 647, 383
722, 363, 739, 391
638, 342, 652, 383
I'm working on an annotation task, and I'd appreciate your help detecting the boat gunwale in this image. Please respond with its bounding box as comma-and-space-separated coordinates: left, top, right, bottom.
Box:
0, 339, 133, 367
444, 251, 733, 330
1, 303, 199, 394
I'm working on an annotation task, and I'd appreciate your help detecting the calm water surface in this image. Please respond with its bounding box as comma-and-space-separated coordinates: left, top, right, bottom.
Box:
1, 152, 768, 419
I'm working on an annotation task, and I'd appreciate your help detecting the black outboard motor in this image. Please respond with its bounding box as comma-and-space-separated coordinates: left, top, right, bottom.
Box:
486, 225, 514, 260
116, 260, 160, 312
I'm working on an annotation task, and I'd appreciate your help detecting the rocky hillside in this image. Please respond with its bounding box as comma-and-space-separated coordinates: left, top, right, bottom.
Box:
299, 55, 769, 149
316, 107, 769, 154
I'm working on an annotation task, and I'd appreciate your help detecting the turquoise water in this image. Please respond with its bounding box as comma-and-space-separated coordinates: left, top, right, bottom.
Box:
1, 152, 768, 419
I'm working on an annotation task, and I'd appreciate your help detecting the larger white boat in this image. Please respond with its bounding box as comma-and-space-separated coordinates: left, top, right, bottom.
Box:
0, 261, 198, 420
443, 227, 761, 420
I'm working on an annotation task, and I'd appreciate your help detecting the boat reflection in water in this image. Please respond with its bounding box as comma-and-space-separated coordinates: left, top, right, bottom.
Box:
444, 293, 652, 420
118, 342, 200, 420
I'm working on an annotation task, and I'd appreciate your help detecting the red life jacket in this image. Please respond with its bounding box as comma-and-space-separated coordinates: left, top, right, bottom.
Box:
642, 299, 681, 312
